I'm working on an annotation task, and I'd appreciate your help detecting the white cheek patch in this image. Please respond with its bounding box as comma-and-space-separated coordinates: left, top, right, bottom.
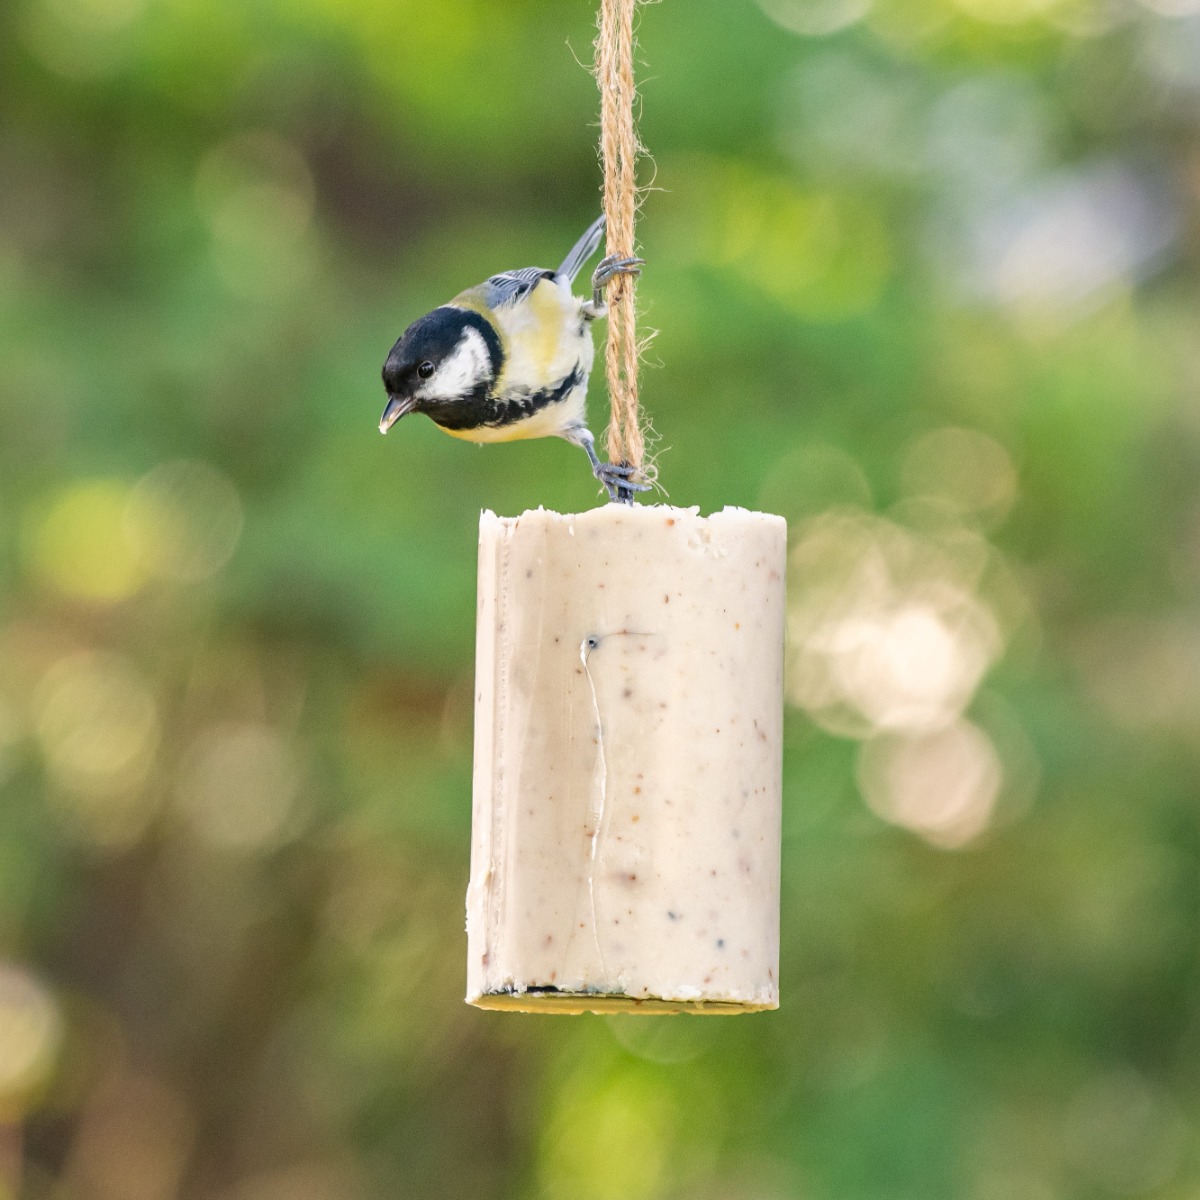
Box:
421, 326, 491, 400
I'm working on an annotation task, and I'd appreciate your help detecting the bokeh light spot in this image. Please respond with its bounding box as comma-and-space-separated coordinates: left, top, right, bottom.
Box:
758, 443, 873, 528
779, 53, 923, 179
1064, 1067, 1187, 1194
1143, 13, 1200, 91
605, 1013, 719, 1064
175, 723, 301, 851
856, 719, 1003, 848
44, 0, 145, 32
1081, 618, 1200, 733
787, 511, 1003, 736
950, 0, 1063, 25
195, 132, 316, 298
541, 1072, 678, 1200
27, 480, 145, 604
196, 132, 314, 247
758, 0, 873, 35
661, 158, 891, 318
959, 163, 1177, 316
923, 73, 1053, 200
34, 651, 161, 847
124, 459, 243, 583
900, 426, 1018, 523
0, 963, 61, 1117
19, 0, 144, 78
1138, 0, 1200, 16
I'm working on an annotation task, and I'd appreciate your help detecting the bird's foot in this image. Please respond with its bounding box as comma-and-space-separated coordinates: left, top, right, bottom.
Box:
576, 429, 650, 503
594, 254, 645, 292
582, 255, 645, 320
594, 459, 651, 505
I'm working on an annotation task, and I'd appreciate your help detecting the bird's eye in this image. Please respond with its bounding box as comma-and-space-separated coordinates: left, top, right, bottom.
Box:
418, 361, 435, 379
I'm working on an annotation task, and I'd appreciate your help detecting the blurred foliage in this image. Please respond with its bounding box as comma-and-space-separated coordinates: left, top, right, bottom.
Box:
2, 0, 1200, 1196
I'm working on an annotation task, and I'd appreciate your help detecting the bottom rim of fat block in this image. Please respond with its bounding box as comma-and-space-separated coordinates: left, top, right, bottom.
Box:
468, 988, 778, 1015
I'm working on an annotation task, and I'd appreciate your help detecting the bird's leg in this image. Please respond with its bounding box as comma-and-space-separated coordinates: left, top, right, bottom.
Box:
581, 255, 645, 321
575, 428, 651, 504
577, 256, 649, 498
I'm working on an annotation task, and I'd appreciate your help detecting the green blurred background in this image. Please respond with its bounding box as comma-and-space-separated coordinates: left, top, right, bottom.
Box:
2, 0, 1200, 1195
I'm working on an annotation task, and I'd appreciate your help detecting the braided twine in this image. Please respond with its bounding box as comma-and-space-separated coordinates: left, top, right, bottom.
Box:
595, 0, 646, 481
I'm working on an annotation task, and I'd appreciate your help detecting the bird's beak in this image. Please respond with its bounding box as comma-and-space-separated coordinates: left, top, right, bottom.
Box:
379, 394, 416, 434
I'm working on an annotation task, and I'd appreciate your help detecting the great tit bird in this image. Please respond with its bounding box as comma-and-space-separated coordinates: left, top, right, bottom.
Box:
379, 215, 646, 502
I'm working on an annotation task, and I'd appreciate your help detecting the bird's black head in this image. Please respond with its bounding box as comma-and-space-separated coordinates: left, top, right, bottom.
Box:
379, 307, 503, 434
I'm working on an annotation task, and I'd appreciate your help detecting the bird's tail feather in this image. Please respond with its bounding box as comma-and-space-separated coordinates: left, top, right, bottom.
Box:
556, 214, 606, 282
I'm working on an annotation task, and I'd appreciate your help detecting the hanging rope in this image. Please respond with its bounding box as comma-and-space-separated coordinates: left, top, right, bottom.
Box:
595, 0, 645, 484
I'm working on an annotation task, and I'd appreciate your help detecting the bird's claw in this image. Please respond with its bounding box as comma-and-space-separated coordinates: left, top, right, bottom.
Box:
592, 254, 645, 292
575, 427, 650, 504
594, 460, 651, 505
584, 255, 645, 319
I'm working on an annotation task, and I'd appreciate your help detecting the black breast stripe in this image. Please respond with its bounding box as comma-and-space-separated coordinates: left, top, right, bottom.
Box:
428, 365, 585, 432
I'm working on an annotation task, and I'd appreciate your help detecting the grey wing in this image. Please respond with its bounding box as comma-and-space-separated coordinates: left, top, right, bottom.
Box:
484, 267, 554, 309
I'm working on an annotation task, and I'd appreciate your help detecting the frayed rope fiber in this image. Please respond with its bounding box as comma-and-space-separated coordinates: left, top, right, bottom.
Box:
595, 0, 645, 478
